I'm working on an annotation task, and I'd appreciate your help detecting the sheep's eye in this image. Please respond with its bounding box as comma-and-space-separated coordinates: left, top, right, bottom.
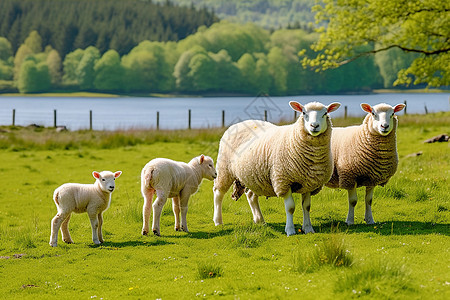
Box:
102, 179, 105, 181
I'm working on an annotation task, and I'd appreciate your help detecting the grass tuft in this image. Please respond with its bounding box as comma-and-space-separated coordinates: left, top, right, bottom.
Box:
197, 262, 223, 279
230, 223, 276, 248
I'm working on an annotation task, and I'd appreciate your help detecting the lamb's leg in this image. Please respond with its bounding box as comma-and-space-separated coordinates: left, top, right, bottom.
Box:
179, 193, 190, 232
364, 186, 375, 224
88, 211, 101, 245
301, 192, 315, 234
152, 190, 167, 236
346, 186, 358, 225
50, 211, 69, 247
60, 213, 74, 244
172, 196, 181, 231
283, 189, 296, 236
97, 212, 104, 243
245, 190, 264, 224
141, 187, 155, 236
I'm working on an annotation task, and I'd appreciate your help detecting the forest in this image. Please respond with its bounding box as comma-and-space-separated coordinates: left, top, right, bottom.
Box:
0, 0, 421, 95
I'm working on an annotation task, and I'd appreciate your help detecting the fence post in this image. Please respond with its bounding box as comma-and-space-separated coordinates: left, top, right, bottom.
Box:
156, 111, 160, 130
54, 109, 57, 127
12, 109, 15, 126
264, 110, 267, 121
344, 106, 348, 119
89, 110, 93, 130
222, 110, 225, 128
188, 109, 191, 130
404, 100, 407, 115
424, 105, 428, 114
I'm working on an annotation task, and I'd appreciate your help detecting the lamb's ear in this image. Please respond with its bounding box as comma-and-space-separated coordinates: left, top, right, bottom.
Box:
360, 103, 372, 114
199, 154, 205, 164
393, 103, 406, 113
114, 171, 122, 178
92, 171, 100, 179
289, 101, 304, 113
327, 102, 341, 113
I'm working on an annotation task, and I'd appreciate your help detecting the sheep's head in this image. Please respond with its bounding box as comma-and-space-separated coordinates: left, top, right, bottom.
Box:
93, 171, 122, 193
361, 103, 406, 136
290, 101, 341, 136
198, 154, 217, 181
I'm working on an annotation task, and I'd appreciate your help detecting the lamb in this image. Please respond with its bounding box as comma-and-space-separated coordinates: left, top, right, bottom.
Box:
141, 154, 217, 236
213, 101, 341, 236
326, 103, 406, 225
49, 170, 122, 247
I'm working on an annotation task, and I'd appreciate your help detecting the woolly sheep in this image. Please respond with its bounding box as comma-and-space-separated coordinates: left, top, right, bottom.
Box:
141, 155, 217, 236
326, 103, 406, 225
213, 101, 341, 236
49, 170, 122, 247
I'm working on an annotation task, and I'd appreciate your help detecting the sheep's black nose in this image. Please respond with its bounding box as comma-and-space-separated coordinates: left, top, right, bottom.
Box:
381, 124, 389, 129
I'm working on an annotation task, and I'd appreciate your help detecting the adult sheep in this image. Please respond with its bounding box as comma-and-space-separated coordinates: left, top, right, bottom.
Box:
213, 101, 341, 236
49, 170, 122, 247
326, 103, 405, 225
141, 155, 217, 236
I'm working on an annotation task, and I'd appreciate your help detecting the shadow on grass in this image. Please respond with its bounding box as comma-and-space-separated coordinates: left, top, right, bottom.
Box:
267, 221, 449, 236
90, 239, 174, 248
168, 228, 234, 239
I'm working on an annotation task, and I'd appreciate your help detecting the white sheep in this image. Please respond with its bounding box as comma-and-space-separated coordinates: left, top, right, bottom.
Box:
213, 101, 341, 236
326, 103, 406, 225
141, 154, 217, 236
49, 170, 122, 247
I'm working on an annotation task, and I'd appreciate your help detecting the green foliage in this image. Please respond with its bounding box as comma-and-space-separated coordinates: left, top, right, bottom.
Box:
303, 0, 449, 87
94, 50, 123, 91
197, 262, 224, 279
17, 59, 51, 93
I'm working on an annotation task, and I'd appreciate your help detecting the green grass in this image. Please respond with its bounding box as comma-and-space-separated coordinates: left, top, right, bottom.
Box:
0, 113, 448, 299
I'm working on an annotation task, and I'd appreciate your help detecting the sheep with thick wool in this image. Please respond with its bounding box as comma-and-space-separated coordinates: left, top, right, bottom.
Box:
213, 101, 341, 236
141, 155, 217, 236
49, 170, 122, 247
326, 103, 405, 225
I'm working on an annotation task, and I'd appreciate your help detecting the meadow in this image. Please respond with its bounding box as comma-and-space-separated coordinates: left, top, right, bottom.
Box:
0, 112, 449, 299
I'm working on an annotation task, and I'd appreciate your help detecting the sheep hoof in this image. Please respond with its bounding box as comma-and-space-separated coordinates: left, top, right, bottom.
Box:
365, 219, 375, 225
142, 230, 148, 236
302, 226, 315, 234
175, 227, 181, 231
50, 243, 57, 247
63, 239, 74, 244
285, 226, 296, 236
153, 230, 160, 237
93, 240, 101, 245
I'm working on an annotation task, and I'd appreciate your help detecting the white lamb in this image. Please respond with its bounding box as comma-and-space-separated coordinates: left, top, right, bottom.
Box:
213, 101, 341, 236
141, 154, 217, 236
326, 103, 406, 225
49, 170, 122, 247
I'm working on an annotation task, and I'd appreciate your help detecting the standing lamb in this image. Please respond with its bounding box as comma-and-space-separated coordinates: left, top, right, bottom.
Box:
49, 170, 122, 247
141, 155, 217, 236
213, 101, 341, 236
326, 103, 406, 225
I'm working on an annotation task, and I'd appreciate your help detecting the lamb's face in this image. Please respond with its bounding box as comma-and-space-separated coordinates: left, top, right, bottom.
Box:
361, 103, 406, 136
199, 155, 217, 181
93, 171, 122, 193
290, 101, 341, 136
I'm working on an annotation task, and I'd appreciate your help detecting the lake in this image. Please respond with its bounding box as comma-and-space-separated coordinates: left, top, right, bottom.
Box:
0, 93, 448, 130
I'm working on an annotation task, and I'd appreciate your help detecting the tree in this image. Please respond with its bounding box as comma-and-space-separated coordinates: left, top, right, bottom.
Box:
46, 48, 63, 86
17, 58, 51, 93
24, 30, 43, 54
303, 0, 449, 87
94, 50, 123, 91
63, 48, 85, 85
0, 37, 13, 61
76, 46, 100, 90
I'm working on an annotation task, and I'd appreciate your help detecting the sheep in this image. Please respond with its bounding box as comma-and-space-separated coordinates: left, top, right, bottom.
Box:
49, 170, 122, 247
213, 101, 341, 236
141, 154, 217, 236
326, 103, 406, 225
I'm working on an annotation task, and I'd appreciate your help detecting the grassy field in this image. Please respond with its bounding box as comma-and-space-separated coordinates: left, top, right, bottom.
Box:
0, 112, 449, 299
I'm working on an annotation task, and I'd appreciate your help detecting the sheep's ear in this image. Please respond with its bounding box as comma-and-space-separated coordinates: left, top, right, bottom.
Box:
199, 154, 205, 164
327, 102, 341, 113
289, 101, 304, 113
92, 171, 100, 179
393, 103, 406, 113
114, 171, 122, 178
361, 103, 372, 114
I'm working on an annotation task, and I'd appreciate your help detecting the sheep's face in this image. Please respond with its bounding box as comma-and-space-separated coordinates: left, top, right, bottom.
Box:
199, 155, 217, 181
361, 103, 406, 136
93, 171, 122, 193
290, 101, 341, 136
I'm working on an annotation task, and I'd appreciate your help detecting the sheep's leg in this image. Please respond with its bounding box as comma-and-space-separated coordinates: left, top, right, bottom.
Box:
213, 176, 233, 226
364, 186, 375, 224
152, 190, 168, 236
179, 193, 190, 232
50, 211, 70, 247
172, 196, 181, 231
60, 213, 74, 244
246, 190, 264, 224
88, 211, 101, 245
301, 192, 315, 234
97, 212, 104, 243
283, 189, 296, 236
346, 186, 358, 225
141, 188, 155, 236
